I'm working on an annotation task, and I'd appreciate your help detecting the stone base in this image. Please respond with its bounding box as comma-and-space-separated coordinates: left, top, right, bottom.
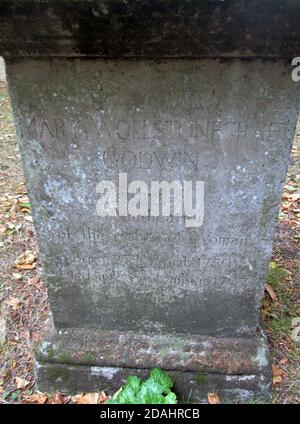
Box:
35, 328, 272, 403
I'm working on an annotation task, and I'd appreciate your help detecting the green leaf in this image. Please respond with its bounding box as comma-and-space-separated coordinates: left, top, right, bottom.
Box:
139, 379, 162, 398
164, 392, 177, 404
136, 380, 164, 404
125, 375, 141, 395
150, 368, 173, 392
116, 386, 137, 404
105, 368, 177, 404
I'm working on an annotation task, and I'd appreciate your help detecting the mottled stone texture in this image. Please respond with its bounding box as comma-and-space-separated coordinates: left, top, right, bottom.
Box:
34, 328, 271, 402
5, 58, 299, 400
1, 0, 300, 58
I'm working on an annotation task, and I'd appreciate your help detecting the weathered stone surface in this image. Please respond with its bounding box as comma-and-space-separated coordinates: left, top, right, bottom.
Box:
35, 362, 271, 403
7, 59, 299, 338
35, 328, 271, 375
34, 328, 272, 401
0, 57, 6, 82
0, 1, 300, 58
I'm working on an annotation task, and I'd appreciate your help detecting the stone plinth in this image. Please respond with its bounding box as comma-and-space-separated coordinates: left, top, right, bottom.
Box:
1, 1, 300, 402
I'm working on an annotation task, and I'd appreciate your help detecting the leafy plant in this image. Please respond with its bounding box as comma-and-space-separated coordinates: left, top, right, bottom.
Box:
106, 368, 177, 404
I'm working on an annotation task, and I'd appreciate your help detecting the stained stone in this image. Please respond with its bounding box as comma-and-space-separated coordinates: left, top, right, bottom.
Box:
1, 1, 300, 402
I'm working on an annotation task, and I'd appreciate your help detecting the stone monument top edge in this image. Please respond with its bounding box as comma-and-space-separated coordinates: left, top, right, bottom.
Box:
0, 0, 300, 58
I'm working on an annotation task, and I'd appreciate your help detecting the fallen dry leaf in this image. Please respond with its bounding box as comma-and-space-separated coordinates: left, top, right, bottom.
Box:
22, 393, 48, 404
5, 297, 21, 309
15, 251, 37, 270
265, 283, 278, 301
99, 391, 111, 404
15, 376, 30, 389
72, 393, 100, 404
12, 273, 23, 280
16, 186, 27, 195
49, 393, 71, 404
272, 365, 282, 377
273, 375, 282, 385
207, 392, 220, 404
17, 196, 29, 202
16, 263, 36, 270
0, 227, 6, 235
290, 193, 300, 202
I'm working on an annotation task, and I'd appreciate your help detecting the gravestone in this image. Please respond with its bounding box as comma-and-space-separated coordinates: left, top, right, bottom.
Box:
1, 1, 300, 402
0, 57, 6, 82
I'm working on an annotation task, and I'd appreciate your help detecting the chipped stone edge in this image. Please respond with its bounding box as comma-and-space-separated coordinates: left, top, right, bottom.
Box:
34, 360, 272, 403
34, 326, 272, 401
35, 327, 272, 376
